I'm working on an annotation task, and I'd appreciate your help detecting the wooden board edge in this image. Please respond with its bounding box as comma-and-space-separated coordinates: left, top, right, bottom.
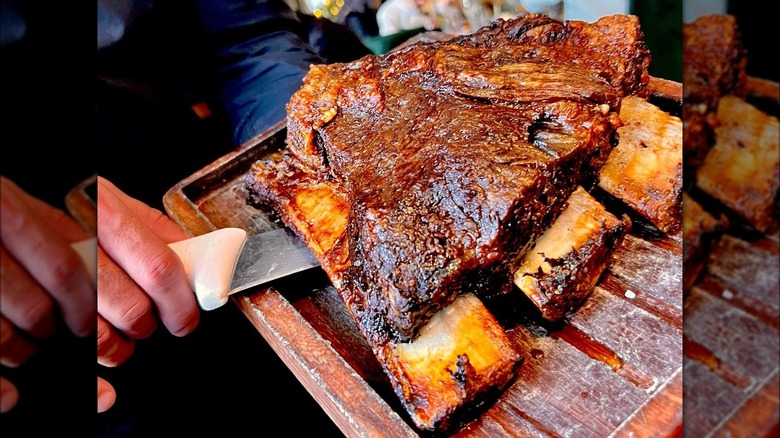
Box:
234, 290, 419, 438
712, 368, 780, 438
162, 121, 288, 235
162, 188, 216, 236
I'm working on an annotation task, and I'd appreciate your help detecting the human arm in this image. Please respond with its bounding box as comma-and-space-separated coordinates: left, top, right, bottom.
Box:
197, 0, 324, 145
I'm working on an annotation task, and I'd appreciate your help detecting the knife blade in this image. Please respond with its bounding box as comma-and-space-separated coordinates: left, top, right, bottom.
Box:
71, 227, 319, 311
165, 227, 320, 310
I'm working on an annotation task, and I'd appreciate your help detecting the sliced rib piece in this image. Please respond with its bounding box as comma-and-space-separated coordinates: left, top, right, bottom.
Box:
380, 292, 521, 432
598, 95, 683, 233
696, 96, 779, 235
514, 186, 630, 320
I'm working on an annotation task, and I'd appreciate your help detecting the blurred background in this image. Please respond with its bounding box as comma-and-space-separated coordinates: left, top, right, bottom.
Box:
684, 0, 777, 82
282, 0, 683, 81
682, 2, 779, 438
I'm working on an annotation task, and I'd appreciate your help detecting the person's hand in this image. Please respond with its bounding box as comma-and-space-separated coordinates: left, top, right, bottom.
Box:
0, 176, 96, 413
96, 176, 200, 411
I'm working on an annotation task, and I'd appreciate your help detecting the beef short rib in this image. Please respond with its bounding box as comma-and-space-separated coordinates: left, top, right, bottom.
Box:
250, 13, 650, 343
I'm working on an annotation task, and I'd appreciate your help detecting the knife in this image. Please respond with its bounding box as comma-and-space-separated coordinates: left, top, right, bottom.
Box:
72, 227, 320, 311
167, 227, 320, 310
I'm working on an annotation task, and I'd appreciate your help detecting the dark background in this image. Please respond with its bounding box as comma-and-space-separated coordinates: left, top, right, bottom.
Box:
727, 2, 779, 82
632, 0, 683, 82
1, 1, 95, 435
627, 0, 779, 84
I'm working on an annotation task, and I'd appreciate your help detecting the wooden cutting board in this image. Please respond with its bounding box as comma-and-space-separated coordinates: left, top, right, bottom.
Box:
162, 78, 683, 437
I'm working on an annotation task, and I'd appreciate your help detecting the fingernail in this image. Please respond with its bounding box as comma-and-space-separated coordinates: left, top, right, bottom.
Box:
66, 300, 97, 337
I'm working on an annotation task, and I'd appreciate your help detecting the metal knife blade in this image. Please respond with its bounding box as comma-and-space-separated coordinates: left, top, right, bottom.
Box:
229, 227, 320, 294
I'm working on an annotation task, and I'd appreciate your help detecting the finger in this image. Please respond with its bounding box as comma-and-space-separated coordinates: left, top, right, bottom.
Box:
0, 179, 96, 337
97, 315, 135, 368
0, 246, 57, 339
97, 177, 199, 336
0, 376, 20, 414
97, 376, 116, 413
2, 177, 92, 242
97, 177, 190, 243
0, 315, 36, 368
97, 246, 157, 339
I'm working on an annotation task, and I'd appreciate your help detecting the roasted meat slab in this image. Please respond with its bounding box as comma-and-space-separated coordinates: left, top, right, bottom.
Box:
263, 13, 649, 342
248, 13, 650, 432
248, 152, 521, 432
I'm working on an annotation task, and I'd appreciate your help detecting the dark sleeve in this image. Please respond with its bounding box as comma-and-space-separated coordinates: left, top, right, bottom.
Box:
198, 0, 324, 145
97, 0, 156, 50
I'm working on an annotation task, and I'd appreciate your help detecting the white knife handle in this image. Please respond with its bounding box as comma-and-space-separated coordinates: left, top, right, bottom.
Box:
71, 237, 98, 289
167, 228, 248, 311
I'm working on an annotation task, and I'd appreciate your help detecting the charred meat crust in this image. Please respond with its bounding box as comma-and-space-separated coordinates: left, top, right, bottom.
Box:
682, 14, 748, 111
269, 14, 650, 341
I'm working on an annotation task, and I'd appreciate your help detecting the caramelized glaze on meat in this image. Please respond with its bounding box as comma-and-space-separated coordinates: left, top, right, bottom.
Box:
252, 14, 650, 342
